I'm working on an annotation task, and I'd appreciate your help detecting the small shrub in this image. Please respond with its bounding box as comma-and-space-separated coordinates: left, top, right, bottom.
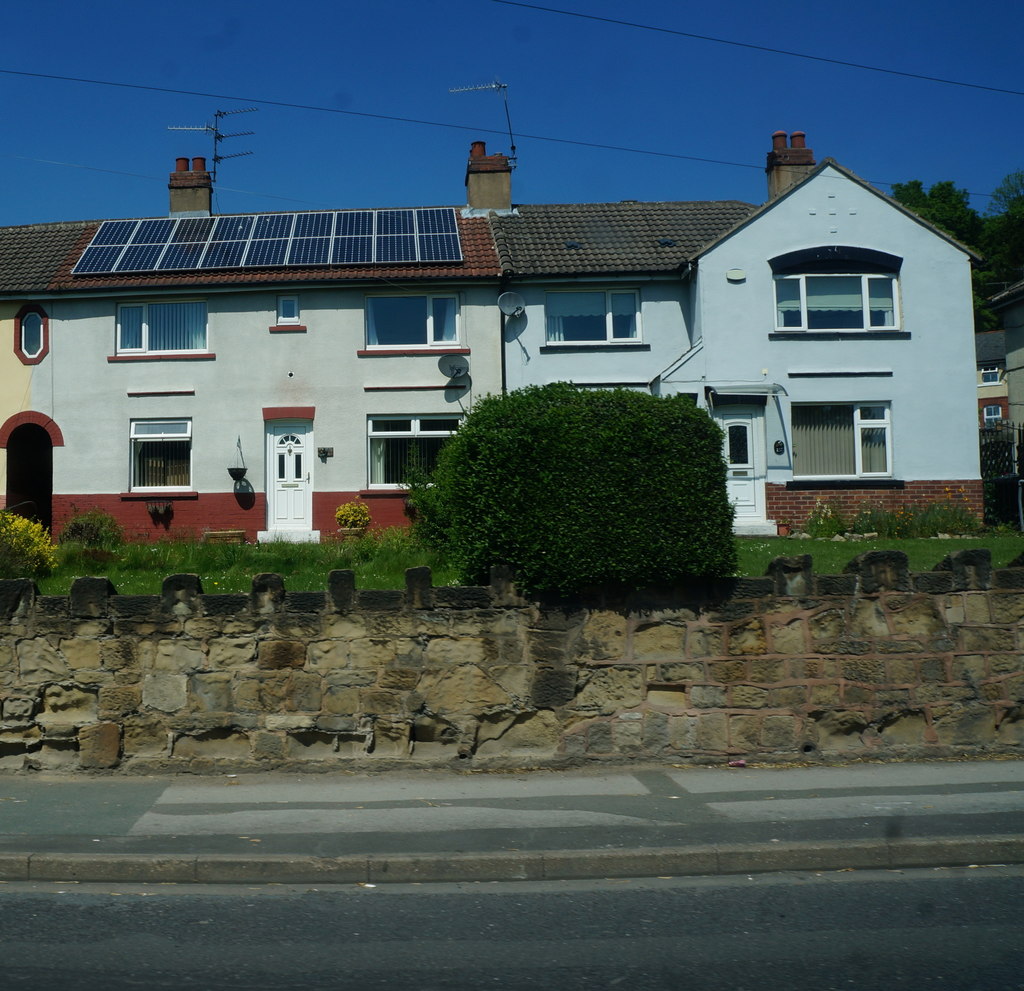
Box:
334, 500, 371, 529
804, 500, 848, 538
411, 383, 736, 595
0, 512, 57, 578
58, 507, 124, 547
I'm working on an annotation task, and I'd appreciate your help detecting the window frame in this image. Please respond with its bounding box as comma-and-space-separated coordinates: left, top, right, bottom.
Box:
129, 418, 193, 491
14, 303, 49, 364
980, 365, 1001, 385
982, 404, 1003, 425
277, 295, 300, 325
365, 293, 459, 349
116, 300, 208, 355
791, 403, 892, 480
366, 414, 460, 488
774, 274, 900, 332
543, 289, 641, 344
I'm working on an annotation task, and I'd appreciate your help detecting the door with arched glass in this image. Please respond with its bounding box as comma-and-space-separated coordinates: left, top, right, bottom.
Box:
266, 422, 313, 533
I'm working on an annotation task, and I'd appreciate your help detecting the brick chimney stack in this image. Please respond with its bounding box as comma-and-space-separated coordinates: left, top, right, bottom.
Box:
168, 156, 213, 216
465, 141, 512, 212
765, 131, 816, 200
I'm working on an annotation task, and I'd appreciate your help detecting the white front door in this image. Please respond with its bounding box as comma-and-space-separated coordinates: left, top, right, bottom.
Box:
265, 421, 314, 536
716, 406, 767, 527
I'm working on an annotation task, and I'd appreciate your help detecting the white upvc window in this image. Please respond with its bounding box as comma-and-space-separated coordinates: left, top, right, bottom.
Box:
20, 311, 44, 358
117, 301, 207, 353
130, 419, 192, 490
366, 294, 458, 347
367, 415, 460, 486
983, 404, 1003, 425
544, 290, 640, 343
980, 365, 1000, 385
792, 404, 892, 478
775, 275, 899, 331
277, 295, 300, 325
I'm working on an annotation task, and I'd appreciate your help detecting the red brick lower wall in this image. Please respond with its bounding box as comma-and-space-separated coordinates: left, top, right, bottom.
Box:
765, 479, 984, 529
51, 490, 412, 543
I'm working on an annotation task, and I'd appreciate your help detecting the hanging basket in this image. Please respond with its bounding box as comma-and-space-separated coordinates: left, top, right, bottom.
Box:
228, 467, 248, 481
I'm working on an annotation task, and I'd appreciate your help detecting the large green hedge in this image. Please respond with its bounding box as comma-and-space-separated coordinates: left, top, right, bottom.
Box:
412, 383, 736, 595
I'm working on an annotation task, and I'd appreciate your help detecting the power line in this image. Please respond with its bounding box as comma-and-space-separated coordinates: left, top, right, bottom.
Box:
490, 0, 1024, 98
0, 66, 998, 201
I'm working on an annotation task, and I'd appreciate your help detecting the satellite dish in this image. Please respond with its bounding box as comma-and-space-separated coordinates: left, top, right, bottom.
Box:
497, 291, 526, 316
438, 354, 470, 379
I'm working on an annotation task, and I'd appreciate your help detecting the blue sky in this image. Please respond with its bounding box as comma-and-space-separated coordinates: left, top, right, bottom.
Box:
1, 0, 1020, 226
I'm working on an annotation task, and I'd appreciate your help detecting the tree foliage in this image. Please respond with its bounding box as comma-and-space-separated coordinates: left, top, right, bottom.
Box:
408, 383, 737, 596
0, 512, 57, 579
892, 171, 1024, 329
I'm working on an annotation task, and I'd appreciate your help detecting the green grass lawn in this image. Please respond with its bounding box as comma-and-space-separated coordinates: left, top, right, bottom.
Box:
32, 528, 1024, 596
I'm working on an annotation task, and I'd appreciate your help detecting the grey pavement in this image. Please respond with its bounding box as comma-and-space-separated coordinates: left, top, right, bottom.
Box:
0, 759, 1022, 885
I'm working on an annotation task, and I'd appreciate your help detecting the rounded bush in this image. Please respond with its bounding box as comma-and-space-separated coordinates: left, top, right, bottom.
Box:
334, 500, 371, 529
0, 512, 57, 579
58, 507, 124, 547
413, 383, 736, 595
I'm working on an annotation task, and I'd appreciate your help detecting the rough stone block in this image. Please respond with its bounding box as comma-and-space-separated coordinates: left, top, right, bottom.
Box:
632, 622, 685, 661
161, 574, 203, 616
933, 549, 992, 591
730, 685, 769, 708
69, 577, 117, 618
257, 640, 306, 670
251, 573, 286, 614
143, 674, 187, 713
686, 627, 723, 659
188, 673, 233, 712
766, 555, 814, 596
760, 714, 798, 749
38, 686, 98, 726
708, 660, 746, 683
960, 628, 1015, 652
530, 667, 578, 708
98, 684, 142, 719
728, 620, 767, 656
844, 551, 911, 592
696, 712, 728, 751
78, 721, 121, 768
17, 639, 69, 683
573, 666, 641, 713
729, 713, 760, 750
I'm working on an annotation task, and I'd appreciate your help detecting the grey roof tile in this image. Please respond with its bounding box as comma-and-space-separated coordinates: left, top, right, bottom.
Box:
0, 221, 96, 293
489, 200, 757, 276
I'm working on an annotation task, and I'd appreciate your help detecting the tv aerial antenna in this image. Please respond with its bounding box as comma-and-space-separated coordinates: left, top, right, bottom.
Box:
168, 107, 258, 181
449, 79, 517, 166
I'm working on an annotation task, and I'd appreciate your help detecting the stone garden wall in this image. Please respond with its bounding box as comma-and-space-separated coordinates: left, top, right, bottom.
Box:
0, 550, 1022, 774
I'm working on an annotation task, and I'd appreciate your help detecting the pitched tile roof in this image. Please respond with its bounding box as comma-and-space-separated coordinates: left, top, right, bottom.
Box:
0, 212, 501, 297
975, 330, 1006, 364
0, 221, 96, 293
488, 200, 758, 276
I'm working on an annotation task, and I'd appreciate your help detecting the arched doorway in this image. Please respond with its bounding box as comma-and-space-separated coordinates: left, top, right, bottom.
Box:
3, 421, 56, 531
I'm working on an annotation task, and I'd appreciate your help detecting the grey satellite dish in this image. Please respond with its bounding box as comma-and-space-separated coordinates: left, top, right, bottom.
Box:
438, 354, 470, 379
497, 291, 526, 316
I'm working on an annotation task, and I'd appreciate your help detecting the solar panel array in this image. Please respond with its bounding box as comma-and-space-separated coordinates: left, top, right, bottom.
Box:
72, 208, 462, 275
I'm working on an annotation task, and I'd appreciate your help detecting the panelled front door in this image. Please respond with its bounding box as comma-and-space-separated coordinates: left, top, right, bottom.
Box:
716, 406, 767, 527
266, 421, 313, 533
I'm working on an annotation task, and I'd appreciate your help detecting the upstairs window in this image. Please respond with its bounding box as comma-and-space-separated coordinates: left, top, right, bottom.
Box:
277, 295, 300, 325
14, 304, 49, 364
775, 275, 898, 331
545, 291, 639, 343
130, 419, 192, 489
366, 295, 457, 347
368, 415, 460, 486
980, 365, 1001, 385
792, 404, 891, 478
117, 301, 207, 353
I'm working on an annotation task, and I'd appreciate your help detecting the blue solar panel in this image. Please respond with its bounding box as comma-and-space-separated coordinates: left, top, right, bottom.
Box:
294, 212, 334, 238
201, 241, 248, 268
116, 244, 165, 271
288, 238, 332, 265
333, 236, 373, 264
245, 238, 289, 266
91, 221, 137, 246
72, 208, 462, 274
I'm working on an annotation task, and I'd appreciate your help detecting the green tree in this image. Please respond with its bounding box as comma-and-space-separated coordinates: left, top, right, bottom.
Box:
409, 383, 736, 596
982, 170, 1024, 293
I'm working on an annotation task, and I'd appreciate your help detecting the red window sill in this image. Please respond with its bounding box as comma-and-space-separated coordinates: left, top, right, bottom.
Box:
120, 491, 199, 500
356, 348, 470, 357
269, 325, 307, 333
108, 353, 216, 362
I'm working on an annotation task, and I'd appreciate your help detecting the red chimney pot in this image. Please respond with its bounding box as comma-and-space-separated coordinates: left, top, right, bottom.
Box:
790, 131, 806, 149
191, 157, 207, 172
469, 141, 487, 160
771, 131, 787, 151
175, 157, 189, 172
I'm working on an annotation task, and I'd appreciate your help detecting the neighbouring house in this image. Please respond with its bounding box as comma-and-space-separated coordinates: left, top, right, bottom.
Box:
975, 330, 1008, 425
0, 157, 502, 542
993, 279, 1024, 423
492, 131, 982, 532
0, 133, 982, 540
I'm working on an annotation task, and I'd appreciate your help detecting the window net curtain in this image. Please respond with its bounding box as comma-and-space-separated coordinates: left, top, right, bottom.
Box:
805, 277, 864, 329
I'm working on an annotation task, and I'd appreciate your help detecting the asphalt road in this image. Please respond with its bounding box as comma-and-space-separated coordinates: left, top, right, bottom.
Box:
2, 867, 1022, 990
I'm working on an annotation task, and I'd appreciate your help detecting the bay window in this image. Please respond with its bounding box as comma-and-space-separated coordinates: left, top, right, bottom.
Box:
117, 301, 207, 353
545, 290, 639, 343
792, 404, 891, 478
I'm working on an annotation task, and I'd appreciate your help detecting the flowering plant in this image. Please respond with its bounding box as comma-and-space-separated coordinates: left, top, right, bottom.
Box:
334, 500, 371, 529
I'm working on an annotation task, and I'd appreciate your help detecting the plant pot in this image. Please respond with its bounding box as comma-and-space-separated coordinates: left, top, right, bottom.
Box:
336, 527, 367, 540
777, 523, 792, 536
228, 467, 248, 481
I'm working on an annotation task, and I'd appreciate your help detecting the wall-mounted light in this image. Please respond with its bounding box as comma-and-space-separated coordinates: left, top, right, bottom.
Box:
774, 440, 785, 455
